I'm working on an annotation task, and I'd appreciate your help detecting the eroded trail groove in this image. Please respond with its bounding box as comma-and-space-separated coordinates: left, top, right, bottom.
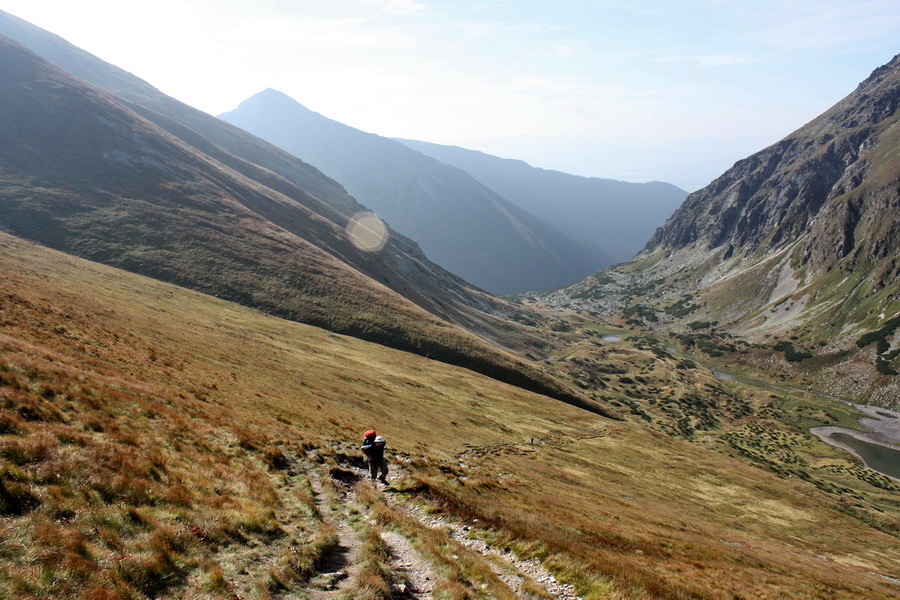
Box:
299, 464, 362, 599
304, 453, 440, 599
291, 452, 583, 599
351, 457, 581, 600
381, 485, 582, 600
379, 527, 437, 598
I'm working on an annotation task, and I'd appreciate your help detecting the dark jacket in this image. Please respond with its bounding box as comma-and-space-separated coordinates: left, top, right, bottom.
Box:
362, 441, 385, 461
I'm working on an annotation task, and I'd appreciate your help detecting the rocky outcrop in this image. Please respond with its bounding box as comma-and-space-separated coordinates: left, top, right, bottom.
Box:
535, 54, 899, 363
647, 54, 899, 284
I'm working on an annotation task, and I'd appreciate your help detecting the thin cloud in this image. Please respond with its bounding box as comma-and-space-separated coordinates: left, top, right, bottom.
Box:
651, 54, 766, 67
739, 0, 900, 50
362, 0, 429, 16
553, 42, 577, 58
217, 16, 418, 50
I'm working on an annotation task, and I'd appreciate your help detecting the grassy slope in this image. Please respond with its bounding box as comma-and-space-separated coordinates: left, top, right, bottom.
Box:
2, 233, 899, 599
0, 34, 604, 416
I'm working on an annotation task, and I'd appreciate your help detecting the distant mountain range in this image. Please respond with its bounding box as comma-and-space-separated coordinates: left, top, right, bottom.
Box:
4, 3, 895, 410
394, 138, 686, 262
2, 10, 900, 597
537, 54, 900, 402
220, 90, 628, 294
0, 11, 611, 414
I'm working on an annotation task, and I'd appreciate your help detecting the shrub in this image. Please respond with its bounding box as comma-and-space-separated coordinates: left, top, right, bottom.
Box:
664, 297, 699, 318
856, 315, 900, 351
623, 305, 658, 322
875, 357, 898, 376
773, 341, 812, 362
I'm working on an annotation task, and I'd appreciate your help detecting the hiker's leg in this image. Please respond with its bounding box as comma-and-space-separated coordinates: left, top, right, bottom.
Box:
369, 460, 378, 480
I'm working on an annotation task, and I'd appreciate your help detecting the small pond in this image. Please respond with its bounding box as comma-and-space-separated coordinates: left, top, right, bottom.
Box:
825, 432, 900, 480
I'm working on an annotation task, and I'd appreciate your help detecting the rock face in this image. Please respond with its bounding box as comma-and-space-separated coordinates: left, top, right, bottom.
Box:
647, 54, 899, 288
534, 55, 900, 392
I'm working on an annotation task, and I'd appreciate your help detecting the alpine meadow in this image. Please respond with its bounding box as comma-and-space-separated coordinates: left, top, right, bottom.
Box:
1, 6, 899, 600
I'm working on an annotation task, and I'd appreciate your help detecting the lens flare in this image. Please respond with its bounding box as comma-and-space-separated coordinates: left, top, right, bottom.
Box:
347, 212, 388, 252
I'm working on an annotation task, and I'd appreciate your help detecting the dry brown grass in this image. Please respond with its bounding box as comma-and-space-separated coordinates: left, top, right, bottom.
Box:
1, 232, 898, 599
344, 525, 394, 600
359, 485, 515, 600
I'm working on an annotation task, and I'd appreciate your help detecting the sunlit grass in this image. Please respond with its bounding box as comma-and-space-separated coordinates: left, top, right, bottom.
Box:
1, 233, 898, 598
358, 481, 515, 600
344, 524, 394, 600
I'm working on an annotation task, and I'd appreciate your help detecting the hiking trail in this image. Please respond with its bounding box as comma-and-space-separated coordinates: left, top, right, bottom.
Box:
382, 481, 582, 600
297, 464, 363, 599
232, 450, 585, 599
348, 454, 582, 600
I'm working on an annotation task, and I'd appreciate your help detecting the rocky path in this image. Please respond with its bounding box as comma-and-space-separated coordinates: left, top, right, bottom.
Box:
293, 453, 581, 599
294, 465, 362, 599
301, 456, 439, 599
385, 488, 582, 600
379, 527, 437, 598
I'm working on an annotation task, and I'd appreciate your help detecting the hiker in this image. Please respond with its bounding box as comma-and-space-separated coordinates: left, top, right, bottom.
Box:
361, 431, 388, 483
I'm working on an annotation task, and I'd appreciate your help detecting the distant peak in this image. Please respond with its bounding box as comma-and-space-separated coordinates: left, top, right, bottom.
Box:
239, 88, 311, 113
257, 87, 289, 99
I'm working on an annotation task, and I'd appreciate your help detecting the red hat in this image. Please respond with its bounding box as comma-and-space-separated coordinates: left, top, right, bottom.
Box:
364, 429, 376, 437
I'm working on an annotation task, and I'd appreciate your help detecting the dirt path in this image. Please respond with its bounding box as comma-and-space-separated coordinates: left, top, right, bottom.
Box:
304, 455, 439, 599
392, 497, 582, 600
294, 454, 582, 600
378, 467, 583, 600
295, 464, 363, 600
380, 527, 437, 598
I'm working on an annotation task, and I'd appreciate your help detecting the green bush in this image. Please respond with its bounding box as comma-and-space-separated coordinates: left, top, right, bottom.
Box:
773, 341, 812, 362
856, 315, 900, 351
875, 357, 898, 376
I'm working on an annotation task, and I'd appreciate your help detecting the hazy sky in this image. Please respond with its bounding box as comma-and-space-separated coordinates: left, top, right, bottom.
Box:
5, 1, 899, 190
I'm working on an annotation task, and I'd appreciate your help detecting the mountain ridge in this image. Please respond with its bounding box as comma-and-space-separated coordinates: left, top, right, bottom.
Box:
219, 88, 616, 294
0, 27, 611, 416
395, 137, 688, 262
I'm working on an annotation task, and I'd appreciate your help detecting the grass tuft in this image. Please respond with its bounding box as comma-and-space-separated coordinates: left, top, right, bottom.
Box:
0, 475, 40, 516
268, 523, 338, 588
345, 525, 394, 600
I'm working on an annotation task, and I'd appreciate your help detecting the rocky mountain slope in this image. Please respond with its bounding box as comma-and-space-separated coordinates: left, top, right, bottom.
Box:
396, 138, 687, 262
535, 54, 900, 402
0, 23, 608, 414
647, 55, 899, 287
219, 89, 614, 294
